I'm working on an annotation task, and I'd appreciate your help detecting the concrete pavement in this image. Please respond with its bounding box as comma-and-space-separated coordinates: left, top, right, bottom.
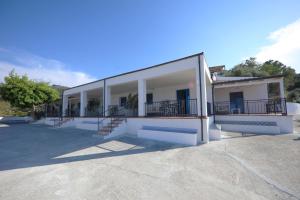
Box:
0, 124, 299, 200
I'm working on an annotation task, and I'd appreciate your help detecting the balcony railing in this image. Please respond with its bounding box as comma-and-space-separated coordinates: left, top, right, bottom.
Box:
108, 105, 138, 117
85, 106, 104, 117
65, 108, 80, 117
145, 99, 197, 117
214, 98, 287, 115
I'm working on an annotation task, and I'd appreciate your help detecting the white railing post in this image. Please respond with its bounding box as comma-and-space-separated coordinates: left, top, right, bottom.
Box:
62, 95, 68, 117
279, 78, 285, 99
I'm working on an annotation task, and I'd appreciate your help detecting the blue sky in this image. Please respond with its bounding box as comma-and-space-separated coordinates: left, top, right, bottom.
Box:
0, 0, 300, 86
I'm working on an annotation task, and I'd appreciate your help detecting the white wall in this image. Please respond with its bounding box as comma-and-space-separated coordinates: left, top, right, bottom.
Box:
111, 90, 137, 105
109, 83, 197, 106
214, 83, 268, 102
150, 83, 197, 102
287, 102, 300, 115
126, 118, 203, 143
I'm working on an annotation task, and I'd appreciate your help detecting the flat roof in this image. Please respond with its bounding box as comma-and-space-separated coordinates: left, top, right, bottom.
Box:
213, 75, 284, 85
64, 52, 203, 91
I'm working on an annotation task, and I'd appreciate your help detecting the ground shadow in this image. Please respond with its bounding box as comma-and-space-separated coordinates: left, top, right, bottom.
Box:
0, 124, 185, 171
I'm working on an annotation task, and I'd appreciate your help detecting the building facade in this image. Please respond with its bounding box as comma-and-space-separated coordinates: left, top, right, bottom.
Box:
44, 52, 293, 145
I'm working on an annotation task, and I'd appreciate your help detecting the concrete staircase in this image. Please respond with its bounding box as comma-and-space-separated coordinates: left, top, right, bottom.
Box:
53, 117, 74, 127
98, 118, 126, 139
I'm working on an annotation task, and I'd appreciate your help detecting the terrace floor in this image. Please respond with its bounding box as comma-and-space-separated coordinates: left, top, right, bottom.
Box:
0, 124, 299, 200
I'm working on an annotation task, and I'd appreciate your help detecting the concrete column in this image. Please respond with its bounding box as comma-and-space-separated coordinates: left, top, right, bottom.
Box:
200, 55, 208, 117
279, 78, 285, 99
101, 87, 105, 116
195, 65, 201, 116
104, 86, 111, 116
80, 91, 87, 117
138, 79, 147, 116
197, 54, 209, 144
62, 95, 68, 117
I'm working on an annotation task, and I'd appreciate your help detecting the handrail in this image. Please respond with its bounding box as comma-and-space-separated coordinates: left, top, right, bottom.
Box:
97, 105, 130, 134
214, 98, 286, 103
148, 98, 197, 104
145, 99, 198, 117
214, 98, 287, 115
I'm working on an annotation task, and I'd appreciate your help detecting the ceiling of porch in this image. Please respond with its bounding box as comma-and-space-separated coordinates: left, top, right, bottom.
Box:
147, 69, 196, 89
110, 81, 138, 94
109, 69, 196, 94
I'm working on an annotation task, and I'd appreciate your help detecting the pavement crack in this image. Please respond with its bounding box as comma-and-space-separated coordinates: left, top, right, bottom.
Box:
225, 150, 300, 200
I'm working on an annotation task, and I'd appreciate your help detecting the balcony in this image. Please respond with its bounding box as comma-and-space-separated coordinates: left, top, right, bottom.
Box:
214, 98, 287, 115
145, 99, 197, 117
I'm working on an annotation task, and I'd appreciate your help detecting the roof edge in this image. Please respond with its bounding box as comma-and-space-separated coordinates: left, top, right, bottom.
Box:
64, 52, 204, 92
213, 75, 284, 85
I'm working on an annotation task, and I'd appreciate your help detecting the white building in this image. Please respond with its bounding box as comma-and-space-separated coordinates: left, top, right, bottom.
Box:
45, 52, 293, 145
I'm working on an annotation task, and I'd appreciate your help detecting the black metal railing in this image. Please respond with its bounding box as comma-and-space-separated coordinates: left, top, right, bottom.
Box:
85, 106, 104, 117
97, 105, 128, 134
145, 99, 197, 117
65, 107, 80, 117
214, 98, 287, 115
108, 104, 138, 117
45, 104, 61, 117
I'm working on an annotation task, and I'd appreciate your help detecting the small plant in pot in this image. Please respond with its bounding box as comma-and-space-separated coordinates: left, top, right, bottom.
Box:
126, 93, 138, 116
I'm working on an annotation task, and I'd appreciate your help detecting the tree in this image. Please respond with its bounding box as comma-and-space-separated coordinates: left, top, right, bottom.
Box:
0, 71, 59, 111
224, 57, 268, 77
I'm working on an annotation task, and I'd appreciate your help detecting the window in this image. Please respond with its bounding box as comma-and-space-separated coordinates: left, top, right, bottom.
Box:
120, 97, 127, 106
147, 93, 153, 104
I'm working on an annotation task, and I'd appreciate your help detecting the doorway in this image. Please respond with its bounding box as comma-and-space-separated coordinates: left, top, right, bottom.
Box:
176, 89, 190, 115
229, 92, 244, 114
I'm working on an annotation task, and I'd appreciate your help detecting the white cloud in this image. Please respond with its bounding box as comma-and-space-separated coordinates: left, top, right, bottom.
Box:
0, 48, 96, 87
256, 19, 300, 72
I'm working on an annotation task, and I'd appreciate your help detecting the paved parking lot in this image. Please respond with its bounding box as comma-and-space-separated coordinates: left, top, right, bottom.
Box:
0, 124, 299, 200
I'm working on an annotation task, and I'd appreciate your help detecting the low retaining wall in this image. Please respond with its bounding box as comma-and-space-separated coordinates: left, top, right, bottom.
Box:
287, 102, 300, 115
215, 115, 293, 134
126, 118, 203, 143
43, 117, 208, 144
0, 116, 33, 124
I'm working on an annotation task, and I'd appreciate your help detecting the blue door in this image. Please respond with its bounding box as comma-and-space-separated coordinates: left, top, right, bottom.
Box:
230, 92, 244, 114
176, 89, 190, 114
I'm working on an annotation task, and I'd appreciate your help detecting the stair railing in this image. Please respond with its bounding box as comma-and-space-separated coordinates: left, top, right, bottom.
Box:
53, 108, 75, 128
97, 105, 129, 135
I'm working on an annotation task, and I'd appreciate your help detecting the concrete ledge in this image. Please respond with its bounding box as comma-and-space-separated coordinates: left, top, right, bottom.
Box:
138, 129, 197, 145
142, 126, 197, 134
0, 116, 33, 124
217, 124, 280, 134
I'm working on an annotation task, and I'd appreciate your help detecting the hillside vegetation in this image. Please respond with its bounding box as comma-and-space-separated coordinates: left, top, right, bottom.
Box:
224, 58, 300, 103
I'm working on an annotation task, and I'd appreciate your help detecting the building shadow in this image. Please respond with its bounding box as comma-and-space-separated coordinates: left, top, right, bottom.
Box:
0, 124, 186, 171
